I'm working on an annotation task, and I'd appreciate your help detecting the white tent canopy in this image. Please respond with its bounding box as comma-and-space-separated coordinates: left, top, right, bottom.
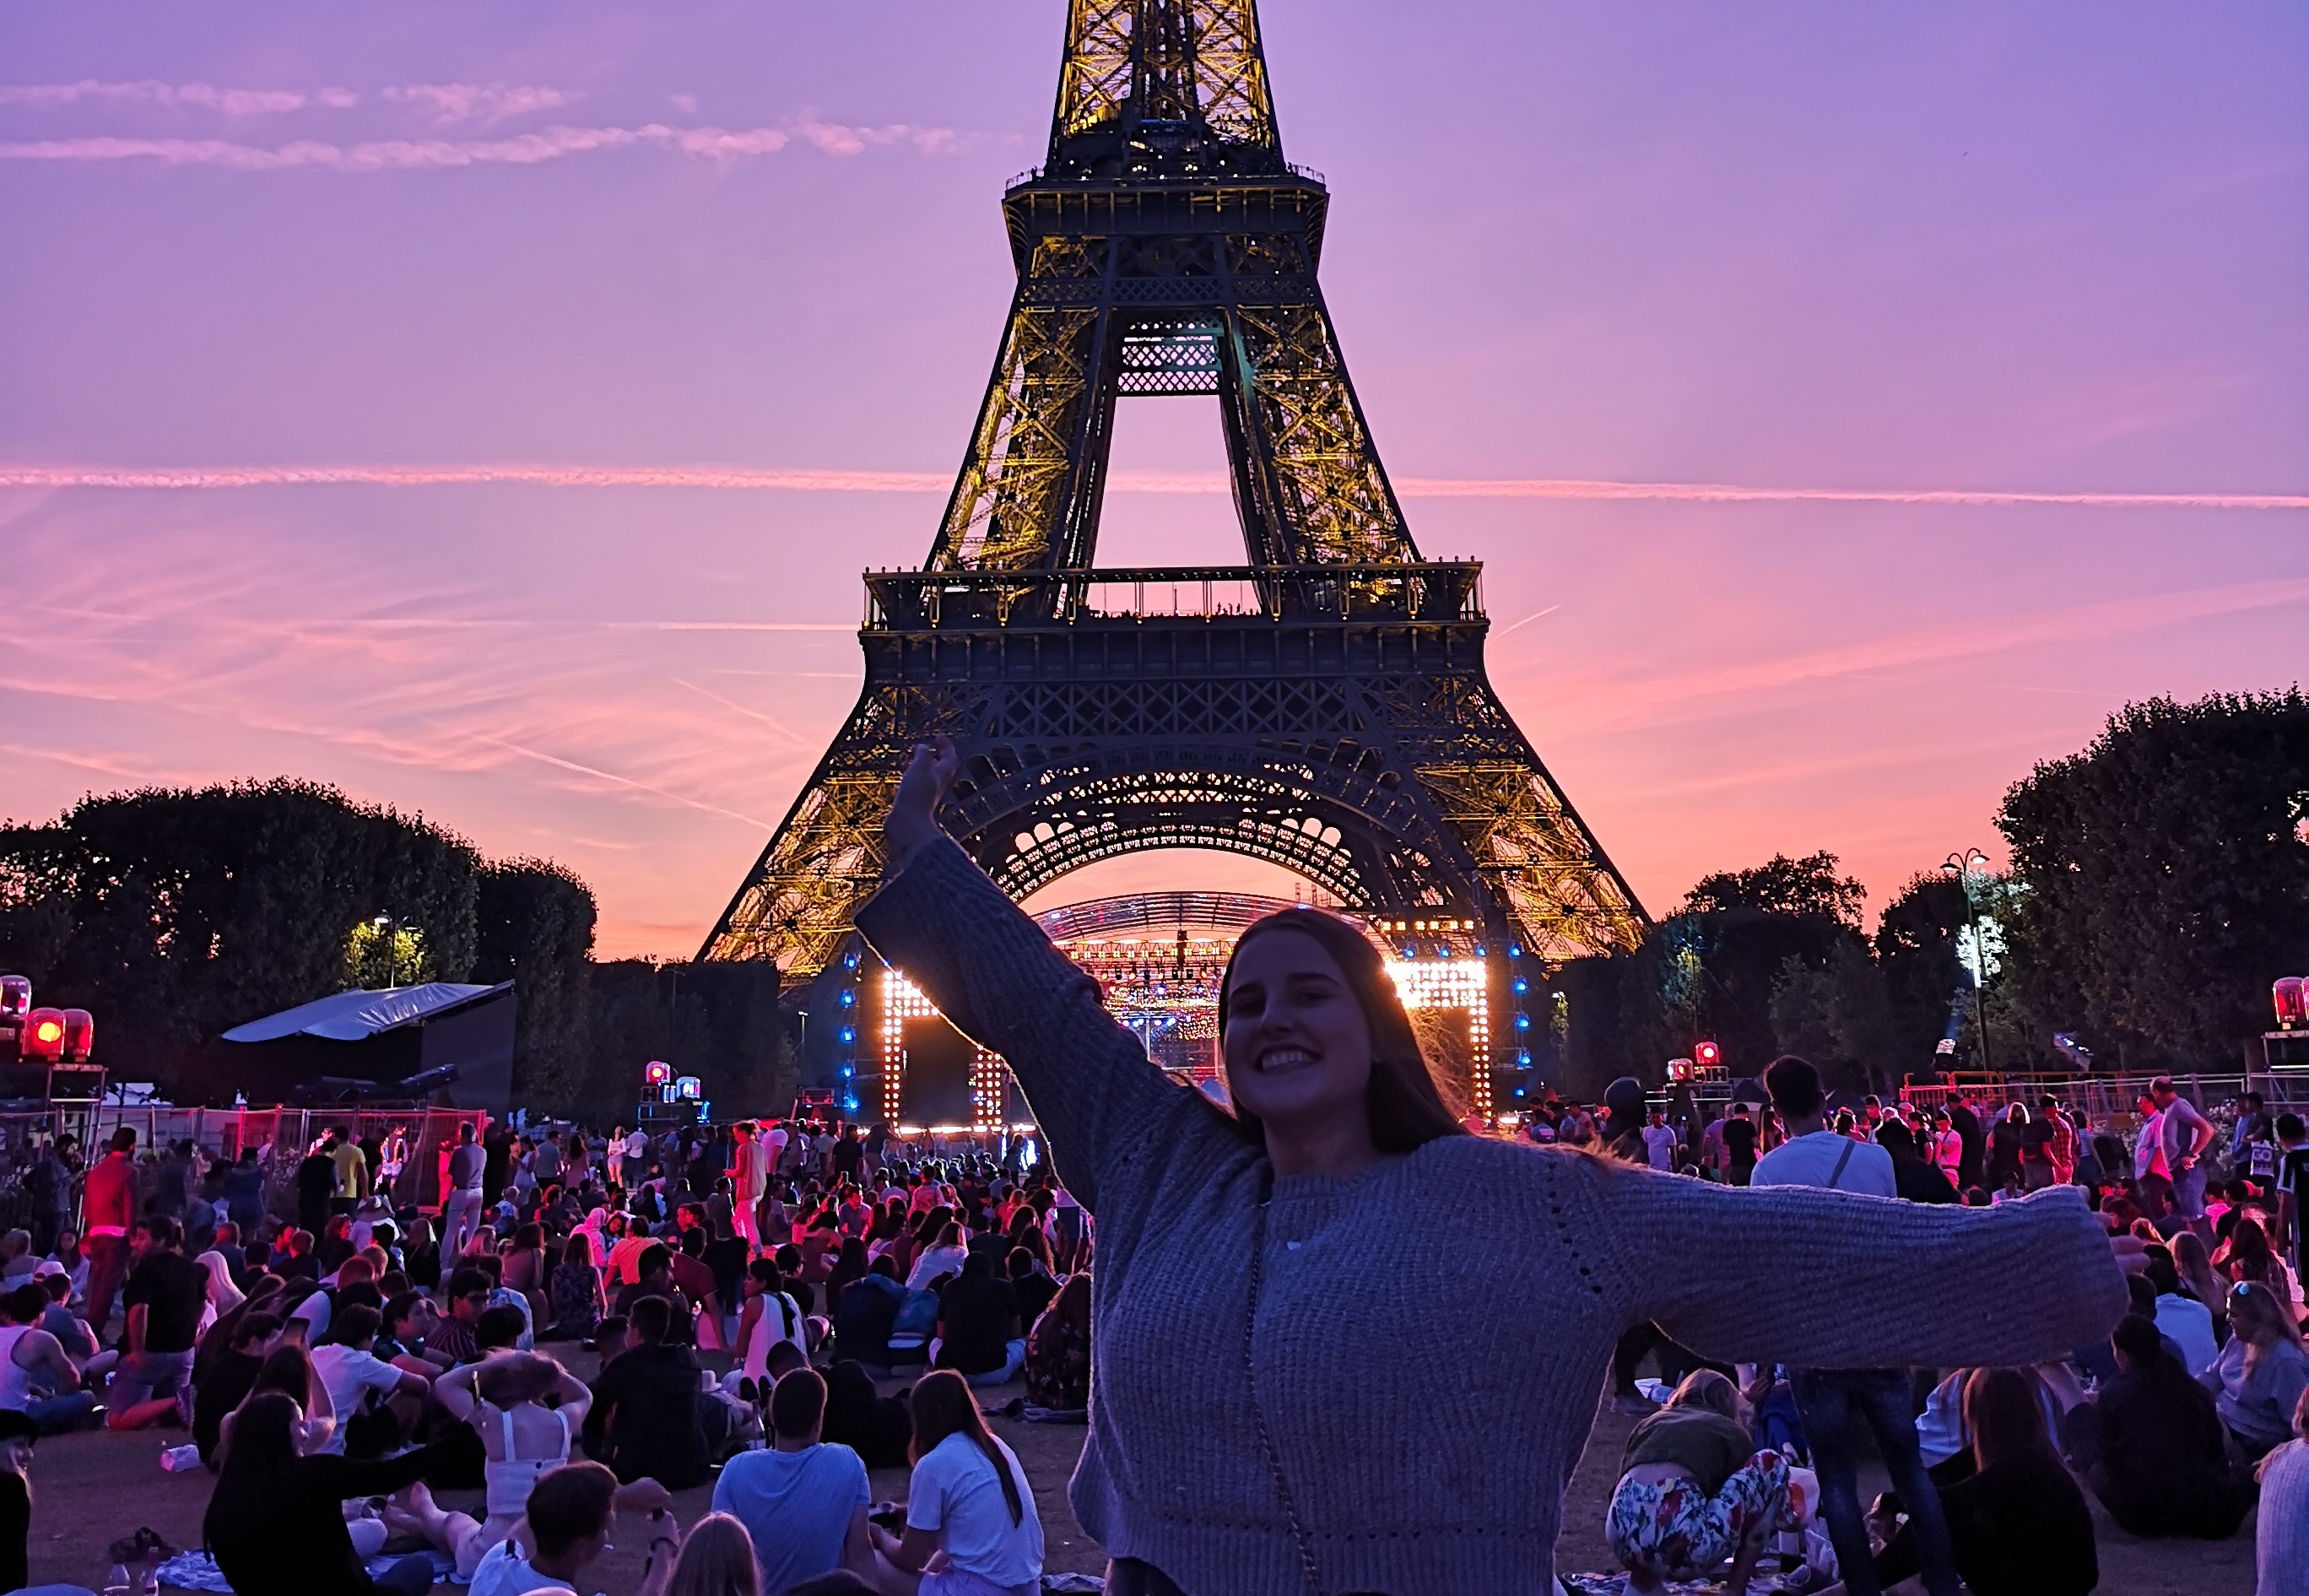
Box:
222, 982, 511, 1044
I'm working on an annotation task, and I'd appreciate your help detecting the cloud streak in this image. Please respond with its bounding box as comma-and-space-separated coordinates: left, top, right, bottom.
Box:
0, 119, 960, 171
4, 463, 2301, 511
0, 79, 355, 113
381, 83, 580, 123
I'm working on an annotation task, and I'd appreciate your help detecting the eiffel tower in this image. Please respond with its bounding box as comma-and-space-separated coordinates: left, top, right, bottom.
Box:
702, 0, 1647, 1060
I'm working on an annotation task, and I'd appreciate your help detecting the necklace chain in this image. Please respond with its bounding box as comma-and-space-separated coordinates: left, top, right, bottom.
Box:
1244, 1193, 1325, 1596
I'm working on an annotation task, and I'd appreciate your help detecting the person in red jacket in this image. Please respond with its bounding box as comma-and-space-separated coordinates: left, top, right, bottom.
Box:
79, 1128, 139, 1344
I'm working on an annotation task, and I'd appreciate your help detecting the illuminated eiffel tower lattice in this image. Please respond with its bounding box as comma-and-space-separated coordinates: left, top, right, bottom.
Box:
702, 0, 1648, 1063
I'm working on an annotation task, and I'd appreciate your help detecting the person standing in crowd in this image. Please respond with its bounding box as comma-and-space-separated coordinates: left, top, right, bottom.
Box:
1751, 1057, 1939, 1594
80, 1127, 139, 1343
24, 1139, 70, 1259
296, 1131, 338, 1237
2153, 1076, 2217, 1241
1640, 1108, 1678, 1173
856, 738, 2129, 1596
107, 1214, 205, 1431
733, 1123, 770, 1256
219, 1145, 267, 1236
1719, 1103, 1758, 1186
2232, 1091, 2276, 1194
713, 1367, 873, 1592
2275, 1113, 2309, 1283
1928, 1110, 1965, 1188
331, 1123, 369, 1214
445, 1122, 488, 1260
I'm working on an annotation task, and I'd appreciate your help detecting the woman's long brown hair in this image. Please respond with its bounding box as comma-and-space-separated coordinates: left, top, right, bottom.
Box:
1217, 909, 1467, 1154
909, 1369, 1024, 1526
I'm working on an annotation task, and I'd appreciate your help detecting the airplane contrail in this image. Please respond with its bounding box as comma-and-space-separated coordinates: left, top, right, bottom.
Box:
2, 463, 2301, 510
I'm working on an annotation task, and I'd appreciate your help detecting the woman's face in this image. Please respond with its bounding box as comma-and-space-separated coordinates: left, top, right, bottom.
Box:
1222, 929, 1374, 1136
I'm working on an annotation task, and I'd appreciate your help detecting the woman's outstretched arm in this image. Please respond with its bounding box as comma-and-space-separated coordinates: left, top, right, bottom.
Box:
1587, 1156, 2130, 1370
854, 738, 1188, 1212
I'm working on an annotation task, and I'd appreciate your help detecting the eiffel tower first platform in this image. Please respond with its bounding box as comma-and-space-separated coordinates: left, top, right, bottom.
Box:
701, 0, 1648, 1067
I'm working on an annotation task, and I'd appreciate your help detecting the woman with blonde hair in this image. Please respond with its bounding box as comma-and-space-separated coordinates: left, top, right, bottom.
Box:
667, 1512, 763, 1596
2204, 1280, 2309, 1460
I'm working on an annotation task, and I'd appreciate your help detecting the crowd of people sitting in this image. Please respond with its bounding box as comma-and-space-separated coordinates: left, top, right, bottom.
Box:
0, 1064, 2302, 1595
0, 1114, 1089, 1595
1583, 1061, 2308, 1596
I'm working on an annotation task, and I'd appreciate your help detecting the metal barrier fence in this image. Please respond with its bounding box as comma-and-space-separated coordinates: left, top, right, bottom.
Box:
0, 1105, 489, 1234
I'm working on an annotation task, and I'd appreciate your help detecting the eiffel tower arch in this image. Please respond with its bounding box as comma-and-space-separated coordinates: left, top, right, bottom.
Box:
701, 0, 1648, 1074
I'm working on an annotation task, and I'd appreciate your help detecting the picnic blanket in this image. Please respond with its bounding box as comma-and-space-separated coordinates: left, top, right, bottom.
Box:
157, 1549, 456, 1592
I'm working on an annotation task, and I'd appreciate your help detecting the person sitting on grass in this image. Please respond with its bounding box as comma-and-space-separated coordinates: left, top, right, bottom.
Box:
386, 1350, 601, 1581
310, 1303, 430, 1458
430, 1265, 495, 1363
2072, 1312, 2252, 1539
467, 1459, 681, 1596
714, 1367, 874, 1593
930, 1253, 1025, 1388
866, 1370, 1042, 1596
665, 1512, 765, 1596
1863, 1368, 2097, 1596
0, 1285, 95, 1435
203, 1388, 456, 1596
820, 1360, 913, 1469
2255, 1386, 2309, 1596
544, 1231, 608, 1344
583, 1296, 711, 1490
1605, 1370, 1787, 1596
190, 1309, 280, 1468
1021, 1274, 1090, 1421
2202, 1279, 2309, 1461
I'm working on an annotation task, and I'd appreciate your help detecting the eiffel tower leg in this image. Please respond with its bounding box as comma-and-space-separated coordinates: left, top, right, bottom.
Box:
700, 676, 994, 977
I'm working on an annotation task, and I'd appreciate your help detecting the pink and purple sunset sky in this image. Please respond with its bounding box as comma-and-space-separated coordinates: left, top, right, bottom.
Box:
3, 1, 2304, 960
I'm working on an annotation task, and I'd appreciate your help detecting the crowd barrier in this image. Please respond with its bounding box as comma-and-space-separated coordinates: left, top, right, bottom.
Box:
0, 1104, 490, 1233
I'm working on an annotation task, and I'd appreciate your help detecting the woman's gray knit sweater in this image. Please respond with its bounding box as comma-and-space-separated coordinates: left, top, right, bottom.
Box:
857, 838, 2128, 1596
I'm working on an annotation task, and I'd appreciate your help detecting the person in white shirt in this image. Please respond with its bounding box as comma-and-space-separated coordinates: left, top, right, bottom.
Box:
869, 1370, 1042, 1596
906, 1223, 971, 1292
1750, 1070, 1896, 1199
1639, 1110, 1679, 1172
308, 1304, 428, 1454
732, 1123, 770, 1254
1750, 1054, 1955, 1596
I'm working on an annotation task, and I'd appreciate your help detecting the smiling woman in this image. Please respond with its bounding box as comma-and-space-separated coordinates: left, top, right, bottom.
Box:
857, 736, 2132, 1596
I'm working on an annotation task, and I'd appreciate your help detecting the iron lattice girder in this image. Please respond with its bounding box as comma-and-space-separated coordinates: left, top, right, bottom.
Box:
931, 175, 1410, 576
703, 0, 1650, 1012
700, 590, 1647, 976
1052, 0, 1279, 176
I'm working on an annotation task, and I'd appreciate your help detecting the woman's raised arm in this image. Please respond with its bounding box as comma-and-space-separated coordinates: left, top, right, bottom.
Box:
855, 738, 1188, 1212
1584, 1155, 2129, 1371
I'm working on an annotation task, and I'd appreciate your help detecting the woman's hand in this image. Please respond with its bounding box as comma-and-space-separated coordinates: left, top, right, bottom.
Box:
884, 735, 960, 868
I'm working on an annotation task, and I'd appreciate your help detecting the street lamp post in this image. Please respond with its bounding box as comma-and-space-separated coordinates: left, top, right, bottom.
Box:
371, 914, 397, 989
1940, 851, 1994, 1076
